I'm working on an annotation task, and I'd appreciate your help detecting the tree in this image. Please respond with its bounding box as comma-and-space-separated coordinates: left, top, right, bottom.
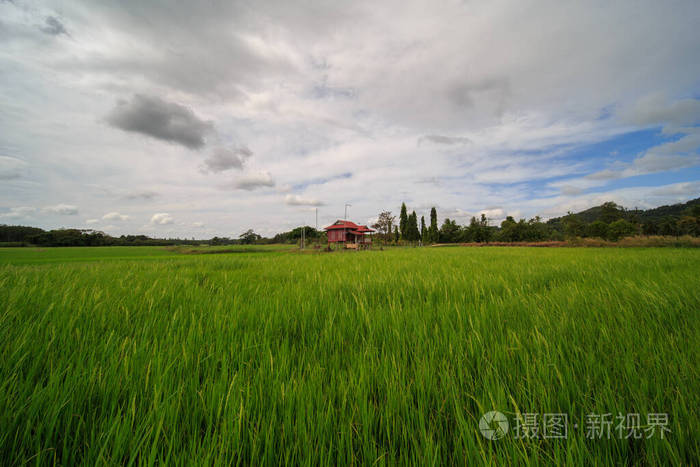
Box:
678, 215, 700, 236
466, 214, 491, 243
499, 216, 519, 242
659, 217, 680, 236
405, 211, 420, 242
587, 220, 609, 239
420, 215, 427, 242
600, 201, 622, 224
563, 212, 584, 238
393, 226, 400, 244
372, 211, 396, 242
239, 229, 261, 244
607, 219, 636, 241
428, 207, 439, 243
526, 216, 549, 241
439, 218, 460, 243
399, 202, 408, 239
642, 221, 659, 236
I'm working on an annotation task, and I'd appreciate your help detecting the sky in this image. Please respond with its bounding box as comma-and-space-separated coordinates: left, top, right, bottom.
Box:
1, 0, 699, 238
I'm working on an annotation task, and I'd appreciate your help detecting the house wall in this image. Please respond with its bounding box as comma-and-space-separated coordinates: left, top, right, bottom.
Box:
327, 229, 347, 242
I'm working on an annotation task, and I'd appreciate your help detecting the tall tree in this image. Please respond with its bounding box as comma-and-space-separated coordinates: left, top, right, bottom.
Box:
429, 207, 438, 243
407, 211, 419, 241
399, 202, 408, 238
420, 215, 427, 241
372, 211, 396, 241
393, 226, 400, 243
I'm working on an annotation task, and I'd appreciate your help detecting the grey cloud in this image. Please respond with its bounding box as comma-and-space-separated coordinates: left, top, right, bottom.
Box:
627, 95, 700, 126
560, 186, 584, 196
585, 169, 622, 181
228, 172, 275, 191
419, 135, 472, 146
0, 156, 26, 179
447, 78, 510, 113
631, 153, 700, 174
124, 190, 159, 200
416, 176, 442, 186
54, 2, 296, 99
40, 16, 68, 36
106, 94, 213, 149
284, 194, 324, 206
202, 146, 252, 173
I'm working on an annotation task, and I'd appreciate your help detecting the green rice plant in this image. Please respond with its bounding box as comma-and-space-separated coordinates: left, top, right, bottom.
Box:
0, 246, 698, 465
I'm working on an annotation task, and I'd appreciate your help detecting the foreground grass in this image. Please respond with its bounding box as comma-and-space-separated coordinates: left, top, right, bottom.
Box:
0, 247, 698, 465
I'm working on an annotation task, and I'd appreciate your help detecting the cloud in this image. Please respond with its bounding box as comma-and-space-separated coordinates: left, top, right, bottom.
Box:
581, 128, 700, 182
630, 153, 700, 174
585, 169, 622, 181
418, 135, 472, 146
106, 94, 213, 149
560, 186, 584, 196
43, 204, 78, 215
626, 95, 700, 127
124, 190, 158, 200
40, 16, 68, 36
0, 206, 36, 219
1, 1, 699, 237
0, 156, 26, 180
150, 212, 174, 225
284, 194, 324, 206
102, 211, 129, 221
192, 221, 204, 227
201, 146, 252, 173
650, 181, 700, 196
229, 171, 275, 190
479, 208, 505, 219
85, 218, 99, 224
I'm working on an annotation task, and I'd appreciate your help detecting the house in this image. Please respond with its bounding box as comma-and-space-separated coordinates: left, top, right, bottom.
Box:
324, 220, 375, 248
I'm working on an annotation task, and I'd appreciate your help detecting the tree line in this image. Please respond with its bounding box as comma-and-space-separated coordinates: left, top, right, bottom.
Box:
2, 198, 697, 247
371, 199, 700, 244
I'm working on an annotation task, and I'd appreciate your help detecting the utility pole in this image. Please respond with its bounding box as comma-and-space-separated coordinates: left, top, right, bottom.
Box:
345, 203, 351, 220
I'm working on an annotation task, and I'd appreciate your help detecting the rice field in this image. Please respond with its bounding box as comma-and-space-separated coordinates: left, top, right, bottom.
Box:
0, 246, 698, 465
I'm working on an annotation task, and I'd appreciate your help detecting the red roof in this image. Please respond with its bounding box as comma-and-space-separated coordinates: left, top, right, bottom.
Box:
324, 220, 360, 230
356, 225, 374, 233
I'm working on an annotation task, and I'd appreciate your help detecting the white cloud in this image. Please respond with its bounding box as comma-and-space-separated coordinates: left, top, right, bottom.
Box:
85, 218, 99, 224
0, 0, 698, 237
192, 221, 205, 227
284, 194, 324, 206
150, 213, 174, 225
43, 204, 78, 215
102, 211, 130, 221
0, 206, 36, 220
479, 208, 505, 219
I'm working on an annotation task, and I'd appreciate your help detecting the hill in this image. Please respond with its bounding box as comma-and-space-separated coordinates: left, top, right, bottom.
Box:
547, 197, 700, 229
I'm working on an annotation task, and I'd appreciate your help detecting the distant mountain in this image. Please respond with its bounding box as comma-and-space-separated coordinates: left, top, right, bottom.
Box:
547, 197, 700, 228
